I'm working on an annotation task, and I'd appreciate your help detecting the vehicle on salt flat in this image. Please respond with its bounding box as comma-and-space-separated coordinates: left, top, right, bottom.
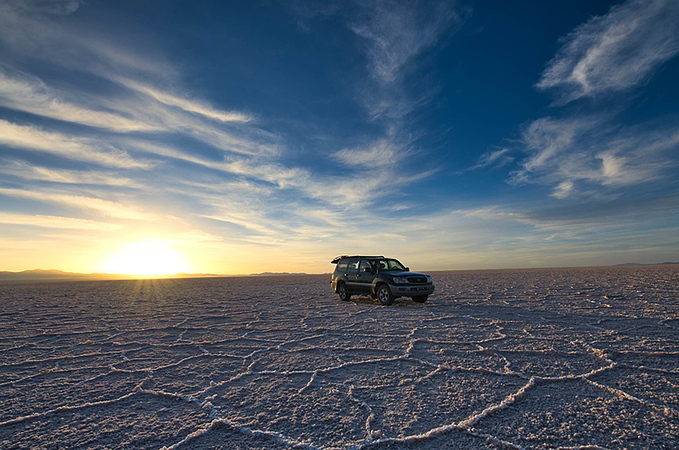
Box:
330, 255, 435, 305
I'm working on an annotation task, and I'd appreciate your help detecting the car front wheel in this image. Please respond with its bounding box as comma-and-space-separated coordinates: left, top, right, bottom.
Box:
377, 284, 394, 305
412, 295, 428, 303
337, 283, 350, 301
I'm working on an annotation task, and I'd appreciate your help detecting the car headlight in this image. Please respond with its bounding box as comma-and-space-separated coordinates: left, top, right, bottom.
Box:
425, 275, 432, 283
393, 277, 408, 284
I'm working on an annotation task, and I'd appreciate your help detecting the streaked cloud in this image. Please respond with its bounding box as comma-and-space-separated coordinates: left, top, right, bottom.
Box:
0, 119, 148, 168
0, 161, 142, 187
347, 0, 465, 119
512, 116, 679, 198
0, 212, 121, 231
0, 67, 158, 132
115, 78, 252, 124
552, 180, 575, 199
1, 0, 84, 16
331, 138, 406, 168
519, 117, 598, 174
350, 0, 459, 85
0, 6, 268, 160
0, 188, 156, 220
537, 0, 679, 104
464, 148, 514, 172
512, 0, 679, 205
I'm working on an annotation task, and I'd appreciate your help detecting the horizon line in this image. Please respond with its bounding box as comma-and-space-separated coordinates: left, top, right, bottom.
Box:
1, 262, 677, 283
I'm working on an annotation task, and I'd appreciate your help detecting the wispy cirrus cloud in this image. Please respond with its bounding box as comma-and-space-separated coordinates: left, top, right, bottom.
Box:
0, 6, 271, 157
517, 116, 600, 176
0, 119, 148, 169
510, 0, 679, 201
0, 160, 142, 188
0, 67, 159, 132
114, 78, 252, 124
331, 138, 408, 168
0, 188, 156, 221
350, 0, 459, 85
512, 116, 679, 198
537, 0, 679, 104
348, 0, 465, 119
0, 66, 273, 157
281, 0, 462, 216
0, 0, 85, 16
0, 212, 121, 231
463, 148, 514, 172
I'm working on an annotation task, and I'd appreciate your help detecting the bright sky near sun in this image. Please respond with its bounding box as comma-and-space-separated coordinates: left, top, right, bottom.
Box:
1, 0, 678, 275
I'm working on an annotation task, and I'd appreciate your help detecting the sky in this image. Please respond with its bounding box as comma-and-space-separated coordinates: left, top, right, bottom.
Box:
0, 0, 678, 275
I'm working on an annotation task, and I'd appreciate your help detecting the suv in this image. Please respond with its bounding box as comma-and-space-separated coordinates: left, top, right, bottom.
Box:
330, 255, 435, 305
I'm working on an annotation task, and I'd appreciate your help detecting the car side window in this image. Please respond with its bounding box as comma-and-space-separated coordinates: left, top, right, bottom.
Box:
337, 261, 348, 271
346, 259, 359, 273
359, 260, 372, 273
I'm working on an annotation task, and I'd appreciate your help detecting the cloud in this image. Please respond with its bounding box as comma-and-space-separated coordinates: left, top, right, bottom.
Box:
519, 117, 599, 173
0, 4, 270, 159
0, 212, 121, 231
464, 148, 514, 172
0, 66, 270, 156
537, 0, 679, 104
130, 138, 433, 210
345, 0, 465, 119
552, 180, 574, 199
0, 188, 156, 220
0, 119, 148, 168
113, 77, 253, 124
517, 0, 679, 203
0, 160, 142, 187
0, 67, 158, 132
0, 4, 173, 77
350, 0, 459, 84
331, 138, 406, 167
512, 116, 679, 198
1, 0, 84, 16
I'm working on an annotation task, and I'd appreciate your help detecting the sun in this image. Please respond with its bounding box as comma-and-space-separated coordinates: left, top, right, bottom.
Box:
100, 240, 191, 275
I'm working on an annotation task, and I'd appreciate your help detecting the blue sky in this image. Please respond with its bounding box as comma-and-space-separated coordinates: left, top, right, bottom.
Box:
0, 0, 678, 274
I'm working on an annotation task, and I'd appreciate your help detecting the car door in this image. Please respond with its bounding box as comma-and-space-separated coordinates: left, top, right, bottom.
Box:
355, 259, 374, 293
345, 258, 360, 291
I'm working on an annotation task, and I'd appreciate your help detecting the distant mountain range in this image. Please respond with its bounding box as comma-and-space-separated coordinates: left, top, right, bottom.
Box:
0, 269, 315, 283
614, 262, 679, 266
248, 272, 309, 276
0, 269, 222, 283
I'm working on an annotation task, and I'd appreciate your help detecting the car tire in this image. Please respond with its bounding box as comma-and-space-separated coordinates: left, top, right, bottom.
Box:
412, 295, 428, 303
337, 283, 350, 301
377, 284, 394, 305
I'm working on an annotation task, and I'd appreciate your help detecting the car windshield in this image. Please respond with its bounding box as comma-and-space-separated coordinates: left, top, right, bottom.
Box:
375, 259, 406, 272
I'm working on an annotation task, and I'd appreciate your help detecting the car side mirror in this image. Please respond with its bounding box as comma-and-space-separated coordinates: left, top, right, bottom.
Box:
405, 267, 409, 272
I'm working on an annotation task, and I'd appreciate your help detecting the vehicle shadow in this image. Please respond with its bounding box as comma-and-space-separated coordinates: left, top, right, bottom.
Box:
348, 295, 426, 307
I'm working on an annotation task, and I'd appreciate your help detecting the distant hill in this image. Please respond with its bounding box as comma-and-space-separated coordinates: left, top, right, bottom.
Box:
614, 262, 679, 266
0, 270, 221, 283
249, 272, 309, 276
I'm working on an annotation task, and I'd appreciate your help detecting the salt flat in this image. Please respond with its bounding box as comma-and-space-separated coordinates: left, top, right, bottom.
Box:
0, 266, 677, 449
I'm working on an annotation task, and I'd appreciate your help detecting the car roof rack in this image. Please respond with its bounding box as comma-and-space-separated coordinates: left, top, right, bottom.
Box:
331, 255, 385, 264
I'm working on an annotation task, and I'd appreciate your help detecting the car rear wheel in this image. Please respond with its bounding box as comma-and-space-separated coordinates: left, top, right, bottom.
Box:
412, 295, 428, 303
337, 283, 350, 301
377, 284, 394, 305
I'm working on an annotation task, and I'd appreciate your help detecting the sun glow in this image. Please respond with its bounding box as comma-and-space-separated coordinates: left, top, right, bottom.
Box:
100, 240, 191, 275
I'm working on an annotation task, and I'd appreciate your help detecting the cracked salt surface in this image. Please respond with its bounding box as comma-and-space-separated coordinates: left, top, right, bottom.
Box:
0, 266, 677, 449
